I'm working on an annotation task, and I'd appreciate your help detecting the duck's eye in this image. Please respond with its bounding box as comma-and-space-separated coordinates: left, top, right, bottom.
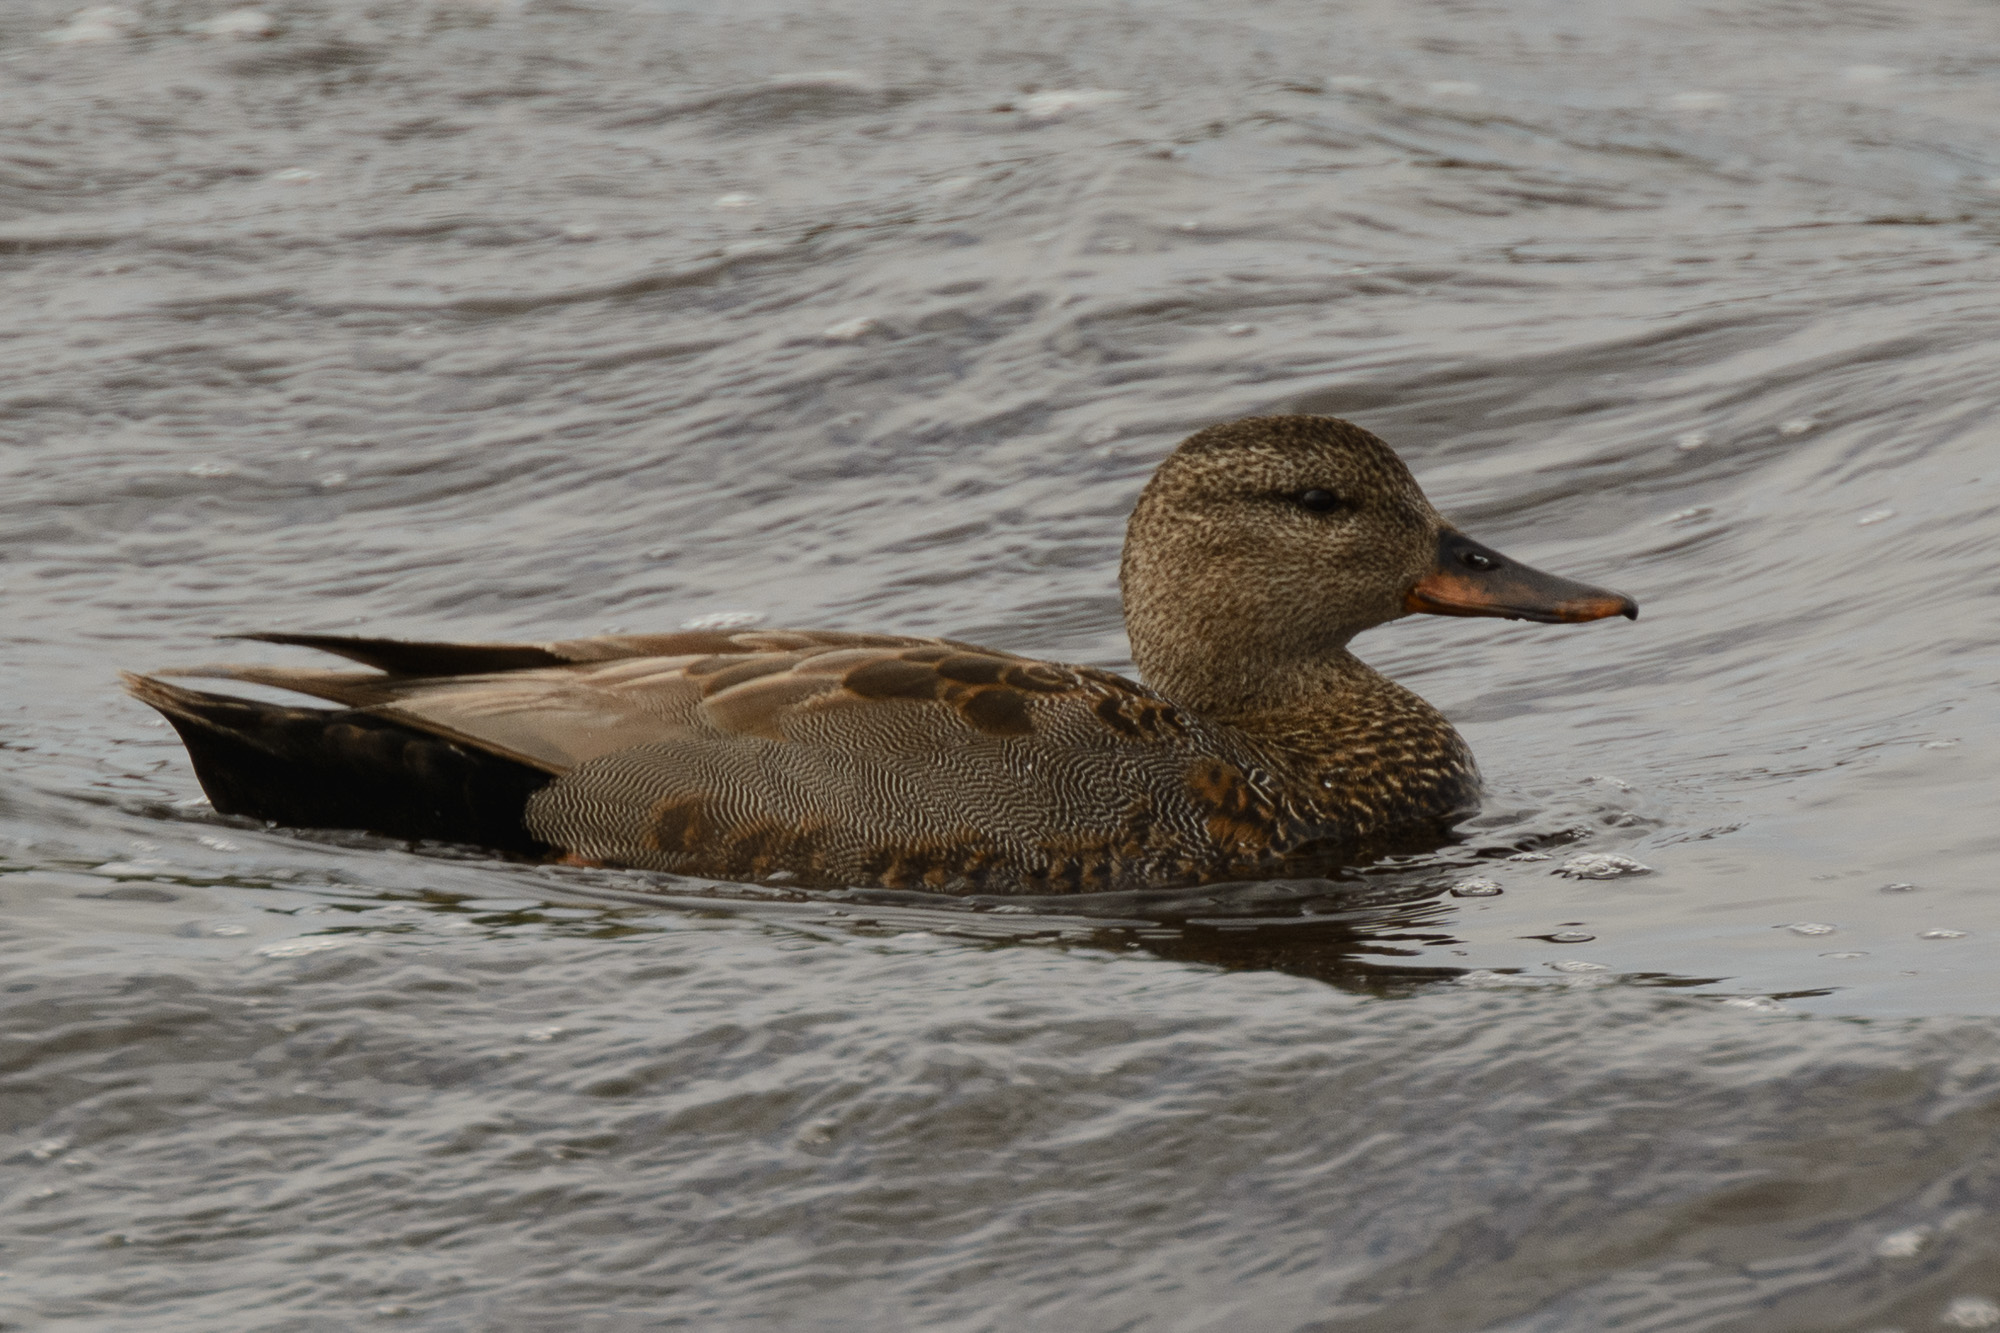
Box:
1295, 489, 1342, 514
1460, 550, 1500, 572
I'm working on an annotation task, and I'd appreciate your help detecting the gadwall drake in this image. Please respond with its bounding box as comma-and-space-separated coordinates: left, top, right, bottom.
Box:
127, 416, 1635, 893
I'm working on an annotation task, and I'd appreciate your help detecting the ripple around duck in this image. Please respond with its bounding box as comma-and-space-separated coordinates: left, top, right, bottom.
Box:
7, 0, 2000, 1325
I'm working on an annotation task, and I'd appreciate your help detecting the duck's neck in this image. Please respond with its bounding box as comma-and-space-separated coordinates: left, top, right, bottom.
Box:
1140, 643, 1464, 761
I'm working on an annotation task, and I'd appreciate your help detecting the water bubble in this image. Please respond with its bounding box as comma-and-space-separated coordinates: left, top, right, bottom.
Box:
932, 176, 977, 196
1588, 774, 1633, 790
1778, 417, 1817, 436
316, 472, 348, 490
1664, 506, 1713, 524
1507, 851, 1551, 862
1719, 995, 1788, 1013
1674, 431, 1709, 451
679, 610, 764, 630
1556, 853, 1651, 879
1922, 740, 1960, 750
713, 193, 760, 209
197, 836, 241, 852
1549, 931, 1595, 943
1450, 878, 1502, 898
1550, 960, 1608, 973
821, 316, 880, 341
1919, 929, 1968, 940
1857, 508, 1896, 526
1942, 1297, 2000, 1329
1223, 323, 1257, 337
1014, 88, 1128, 120
560, 224, 599, 242
187, 460, 237, 479
271, 167, 319, 184
1784, 922, 1837, 936
1669, 90, 1731, 111
256, 937, 349, 958
46, 6, 136, 42
208, 924, 250, 937
523, 1027, 564, 1042
29, 1139, 70, 1161
190, 8, 274, 37
1082, 422, 1120, 445
1876, 1226, 1929, 1258
1881, 882, 1919, 894
1821, 950, 1869, 959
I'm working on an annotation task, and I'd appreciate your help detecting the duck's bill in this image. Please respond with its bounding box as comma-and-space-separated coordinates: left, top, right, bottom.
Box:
1405, 529, 1638, 624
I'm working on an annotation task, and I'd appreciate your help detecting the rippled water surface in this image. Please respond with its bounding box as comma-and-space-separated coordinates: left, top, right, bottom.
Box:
5, 0, 2000, 1327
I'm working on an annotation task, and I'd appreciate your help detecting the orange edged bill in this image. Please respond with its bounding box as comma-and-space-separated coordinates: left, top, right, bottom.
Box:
1406, 529, 1638, 625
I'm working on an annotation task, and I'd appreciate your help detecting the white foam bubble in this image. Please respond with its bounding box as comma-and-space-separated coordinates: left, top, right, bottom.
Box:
821, 316, 879, 341
1450, 878, 1503, 898
256, 937, 349, 958
1919, 929, 1969, 940
271, 168, 319, 185
1015, 88, 1128, 120
1778, 416, 1817, 436
1674, 430, 1709, 450
678, 610, 765, 630
1943, 1296, 2000, 1329
46, 6, 136, 42
1223, 323, 1257, 337
1875, 1226, 1929, 1258
190, 8, 274, 38
1550, 959, 1609, 973
713, 192, 760, 209
1857, 508, 1895, 526
1784, 922, 1837, 936
1669, 90, 1731, 111
1556, 853, 1652, 879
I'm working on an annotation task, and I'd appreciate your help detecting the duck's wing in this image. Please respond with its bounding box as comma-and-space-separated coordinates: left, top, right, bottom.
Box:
160, 631, 1272, 890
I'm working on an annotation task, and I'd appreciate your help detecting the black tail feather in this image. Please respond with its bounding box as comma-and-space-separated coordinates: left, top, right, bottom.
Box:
124, 673, 554, 854
225, 632, 568, 677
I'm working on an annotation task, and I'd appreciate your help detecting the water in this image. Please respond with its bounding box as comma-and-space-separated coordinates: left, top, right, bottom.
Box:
4, 0, 2000, 1326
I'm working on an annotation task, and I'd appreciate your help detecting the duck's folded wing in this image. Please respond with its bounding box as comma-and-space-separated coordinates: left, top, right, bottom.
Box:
167, 633, 1247, 888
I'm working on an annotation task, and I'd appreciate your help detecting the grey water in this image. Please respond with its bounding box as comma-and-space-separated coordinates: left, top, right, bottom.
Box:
4, 0, 2000, 1327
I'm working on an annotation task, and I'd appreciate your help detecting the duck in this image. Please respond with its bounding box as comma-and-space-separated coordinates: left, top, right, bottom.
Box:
126, 415, 1636, 894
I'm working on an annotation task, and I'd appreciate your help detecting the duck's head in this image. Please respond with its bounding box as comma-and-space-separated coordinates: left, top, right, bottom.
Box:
1119, 415, 1636, 715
